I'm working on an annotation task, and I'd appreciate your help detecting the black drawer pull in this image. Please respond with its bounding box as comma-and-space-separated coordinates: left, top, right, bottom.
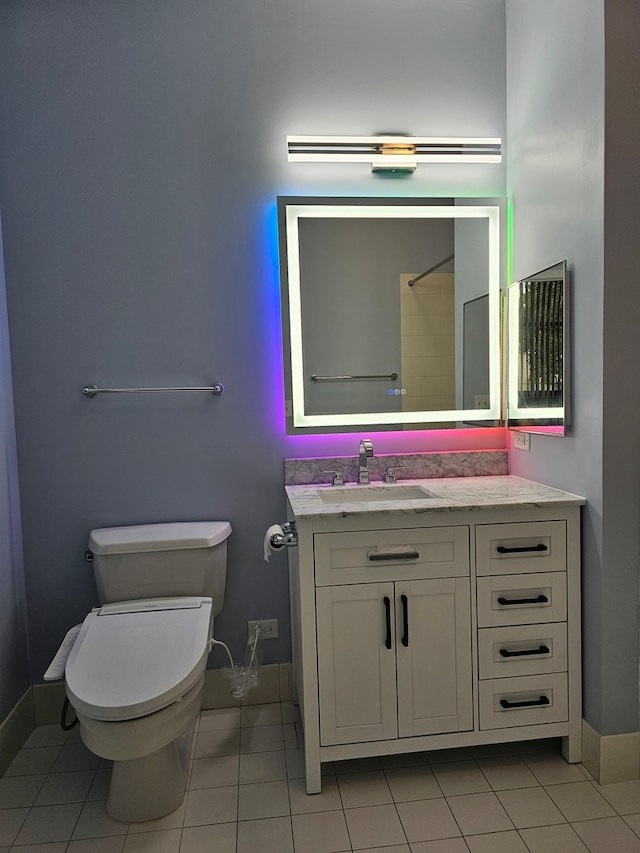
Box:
496, 543, 548, 554
497, 594, 549, 606
383, 596, 392, 649
499, 644, 550, 658
500, 695, 550, 709
369, 551, 420, 562
401, 594, 409, 647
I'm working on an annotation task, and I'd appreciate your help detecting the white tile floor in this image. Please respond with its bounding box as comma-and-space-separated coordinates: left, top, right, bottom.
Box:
3, 703, 640, 852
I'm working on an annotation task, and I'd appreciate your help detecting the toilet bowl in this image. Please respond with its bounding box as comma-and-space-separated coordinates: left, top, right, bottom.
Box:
63, 520, 232, 823
65, 596, 213, 822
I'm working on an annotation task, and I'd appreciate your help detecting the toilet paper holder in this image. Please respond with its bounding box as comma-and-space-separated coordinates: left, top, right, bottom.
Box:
270, 521, 298, 549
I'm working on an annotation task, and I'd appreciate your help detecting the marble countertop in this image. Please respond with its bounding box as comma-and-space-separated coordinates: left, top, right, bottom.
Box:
285, 475, 586, 520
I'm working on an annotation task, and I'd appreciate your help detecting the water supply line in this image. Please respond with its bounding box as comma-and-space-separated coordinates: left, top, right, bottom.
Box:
213, 622, 264, 699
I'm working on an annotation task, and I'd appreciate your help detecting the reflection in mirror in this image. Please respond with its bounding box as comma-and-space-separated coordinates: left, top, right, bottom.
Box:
507, 261, 570, 435
462, 294, 490, 424
278, 198, 502, 434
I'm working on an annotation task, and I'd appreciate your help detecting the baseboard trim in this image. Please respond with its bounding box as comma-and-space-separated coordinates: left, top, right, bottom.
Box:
32, 681, 66, 726
0, 688, 35, 776
582, 719, 640, 784
30, 662, 294, 730
202, 662, 293, 709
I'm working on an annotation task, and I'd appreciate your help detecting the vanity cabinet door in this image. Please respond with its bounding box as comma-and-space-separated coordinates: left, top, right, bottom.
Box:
316, 578, 473, 746
316, 583, 398, 746
396, 578, 473, 737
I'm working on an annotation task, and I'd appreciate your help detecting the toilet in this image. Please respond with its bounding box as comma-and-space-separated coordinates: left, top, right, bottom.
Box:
64, 521, 232, 823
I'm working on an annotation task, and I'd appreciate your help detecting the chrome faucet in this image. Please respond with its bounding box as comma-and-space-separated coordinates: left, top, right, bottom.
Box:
358, 438, 374, 484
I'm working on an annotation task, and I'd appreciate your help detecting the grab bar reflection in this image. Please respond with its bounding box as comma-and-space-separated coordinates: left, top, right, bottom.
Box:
82, 383, 224, 398
310, 372, 398, 383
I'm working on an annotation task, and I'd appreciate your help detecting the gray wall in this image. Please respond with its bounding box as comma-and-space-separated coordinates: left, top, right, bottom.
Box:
601, 0, 640, 735
506, 0, 640, 736
0, 0, 507, 684
0, 211, 29, 720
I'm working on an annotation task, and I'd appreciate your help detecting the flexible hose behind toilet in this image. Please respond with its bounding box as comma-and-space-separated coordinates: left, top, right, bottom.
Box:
60, 696, 79, 731
214, 623, 263, 699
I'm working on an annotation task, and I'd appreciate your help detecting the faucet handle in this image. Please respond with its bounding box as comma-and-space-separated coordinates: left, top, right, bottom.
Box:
360, 438, 374, 456
385, 466, 406, 484
321, 470, 344, 486
358, 439, 374, 485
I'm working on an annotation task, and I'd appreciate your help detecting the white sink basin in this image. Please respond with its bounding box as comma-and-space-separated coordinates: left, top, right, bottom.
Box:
318, 485, 441, 504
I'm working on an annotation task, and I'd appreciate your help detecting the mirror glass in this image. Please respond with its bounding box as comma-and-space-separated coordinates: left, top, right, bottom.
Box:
506, 261, 570, 435
278, 198, 502, 433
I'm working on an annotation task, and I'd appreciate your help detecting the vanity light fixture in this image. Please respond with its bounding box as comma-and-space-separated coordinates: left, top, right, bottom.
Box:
287, 135, 502, 172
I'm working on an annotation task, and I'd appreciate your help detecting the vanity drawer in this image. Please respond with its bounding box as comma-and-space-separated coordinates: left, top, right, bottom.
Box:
475, 521, 566, 576
478, 623, 567, 679
314, 527, 469, 586
479, 673, 568, 729
477, 572, 566, 627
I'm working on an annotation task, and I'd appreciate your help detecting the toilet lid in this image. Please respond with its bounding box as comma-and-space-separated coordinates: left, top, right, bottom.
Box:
64, 597, 213, 721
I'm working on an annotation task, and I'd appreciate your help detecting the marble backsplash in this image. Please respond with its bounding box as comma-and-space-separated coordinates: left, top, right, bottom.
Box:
284, 449, 508, 486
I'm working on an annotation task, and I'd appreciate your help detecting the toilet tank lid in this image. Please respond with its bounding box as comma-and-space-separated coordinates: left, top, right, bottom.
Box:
89, 521, 232, 555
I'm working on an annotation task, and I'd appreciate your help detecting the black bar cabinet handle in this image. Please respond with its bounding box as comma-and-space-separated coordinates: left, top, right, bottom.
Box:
499, 645, 550, 658
383, 596, 392, 649
497, 594, 549, 606
369, 551, 420, 562
496, 543, 548, 554
401, 594, 409, 647
500, 695, 550, 709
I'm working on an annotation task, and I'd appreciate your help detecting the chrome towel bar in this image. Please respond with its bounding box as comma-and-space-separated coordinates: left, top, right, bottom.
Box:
310, 372, 398, 383
82, 382, 224, 398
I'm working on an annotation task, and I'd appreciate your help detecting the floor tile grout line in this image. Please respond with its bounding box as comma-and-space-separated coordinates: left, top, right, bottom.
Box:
284, 752, 294, 853
515, 827, 536, 853
384, 753, 481, 848
623, 814, 640, 842
6, 739, 95, 849
9, 720, 640, 852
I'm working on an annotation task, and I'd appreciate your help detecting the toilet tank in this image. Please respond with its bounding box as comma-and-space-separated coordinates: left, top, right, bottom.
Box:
88, 521, 231, 616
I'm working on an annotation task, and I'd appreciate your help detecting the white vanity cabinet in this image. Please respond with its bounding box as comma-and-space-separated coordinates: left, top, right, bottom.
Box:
315, 527, 473, 746
286, 477, 584, 794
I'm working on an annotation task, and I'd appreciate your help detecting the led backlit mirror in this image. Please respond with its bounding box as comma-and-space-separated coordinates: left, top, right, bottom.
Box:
277, 197, 503, 434
507, 260, 570, 435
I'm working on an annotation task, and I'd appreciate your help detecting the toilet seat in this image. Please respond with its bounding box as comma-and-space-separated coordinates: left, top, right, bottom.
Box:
77, 675, 205, 762
65, 596, 213, 722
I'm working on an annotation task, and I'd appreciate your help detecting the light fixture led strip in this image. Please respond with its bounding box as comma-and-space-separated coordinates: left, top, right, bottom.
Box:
287, 135, 502, 165
285, 203, 502, 429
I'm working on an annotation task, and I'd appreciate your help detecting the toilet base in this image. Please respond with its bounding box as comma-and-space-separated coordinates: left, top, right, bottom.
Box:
107, 717, 196, 822
74, 675, 205, 823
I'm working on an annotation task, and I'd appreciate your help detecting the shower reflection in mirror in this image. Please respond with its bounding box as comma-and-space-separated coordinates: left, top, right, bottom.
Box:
507, 261, 570, 435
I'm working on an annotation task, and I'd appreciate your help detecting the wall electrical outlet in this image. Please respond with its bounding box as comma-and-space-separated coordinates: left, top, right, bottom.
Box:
248, 619, 279, 639
514, 432, 531, 451
474, 394, 490, 409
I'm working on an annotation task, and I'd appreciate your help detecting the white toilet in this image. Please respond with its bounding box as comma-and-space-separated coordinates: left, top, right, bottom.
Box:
64, 521, 232, 823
